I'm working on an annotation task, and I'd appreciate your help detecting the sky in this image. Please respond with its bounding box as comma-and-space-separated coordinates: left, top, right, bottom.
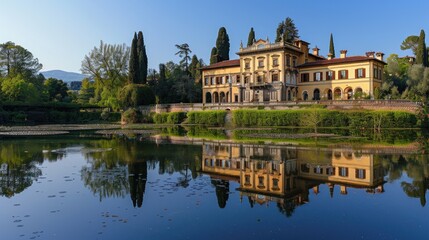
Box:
1, 0, 428, 73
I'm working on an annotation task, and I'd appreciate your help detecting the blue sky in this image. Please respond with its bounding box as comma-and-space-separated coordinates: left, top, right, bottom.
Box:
1, 0, 428, 73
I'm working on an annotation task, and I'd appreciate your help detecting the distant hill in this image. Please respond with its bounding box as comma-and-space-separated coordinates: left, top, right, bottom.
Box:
41, 70, 87, 83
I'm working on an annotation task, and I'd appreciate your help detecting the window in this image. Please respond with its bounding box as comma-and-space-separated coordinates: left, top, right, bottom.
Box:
339, 70, 348, 79
245, 61, 250, 69
273, 58, 279, 66
236, 161, 241, 169
244, 76, 249, 84
327, 167, 335, 176
258, 176, 265, 187
204, 77, 209, 85
301, 164, 310, 173
356, 169, 366, 179
245, 175, 251, 185
356, 68, 365, 78
339, 167, 349, 177
379, 69, 382, 80
272, 73, 279, 82
292, 58, 297, 67
216, 77, 221, 84
286, 56, 291, 67
374, 67, 378, 79
258, 59, 264, 68
314, 72, 322, 81
272, 178, 279, 189
236, 75, 240, 84
314, 166, 323, 174
211, 77, 215, 85
257, 75, 263, 83
326, 71, 335, 80
301, 73, 309, 82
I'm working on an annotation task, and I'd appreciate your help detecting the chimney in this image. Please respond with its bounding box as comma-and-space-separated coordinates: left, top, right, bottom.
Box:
375, 52, 384, 61
340, 50, 347, 58
327, 53, 333, 60
312, 47, 320, 56
365, 51, 375, 58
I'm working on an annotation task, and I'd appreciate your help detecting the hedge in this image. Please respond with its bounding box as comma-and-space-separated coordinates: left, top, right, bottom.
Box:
152, 112, 187, 124
186, 110, 226, 126
232, 109, 418, 129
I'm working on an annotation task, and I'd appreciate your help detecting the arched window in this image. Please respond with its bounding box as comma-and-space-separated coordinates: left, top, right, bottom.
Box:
302, 91, 308, 101
313, 89, 320, 100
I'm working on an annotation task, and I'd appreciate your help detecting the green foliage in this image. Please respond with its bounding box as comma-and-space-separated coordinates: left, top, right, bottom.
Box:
215, 27, 230, 61
137, 31, 148, 84
232, 109, 418, 129
43, 78, 69, 102
129, 33, 139, 84
122, 108, 140, 124
416, 30, 428, 67
275, 17, 299, 44
401, 35, 419, 55
186, 126, 227, 140
0, 41, 42, 78
81, 40, 129, 108
186, 110, 226, 126
210, 47, 218, 64
153, 112, 186, 124
247, 27, 255, 47
329, 33, 335, 58
1, 75, 40, 103
119, 84, 155, 107
175, 43, 192, 72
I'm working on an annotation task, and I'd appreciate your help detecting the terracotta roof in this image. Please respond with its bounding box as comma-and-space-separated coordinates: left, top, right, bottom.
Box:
298, 56, 386, 68
201, 59, 240, 70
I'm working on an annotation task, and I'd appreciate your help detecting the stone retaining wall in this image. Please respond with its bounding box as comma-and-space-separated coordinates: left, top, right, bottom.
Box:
139, 100, 422, 114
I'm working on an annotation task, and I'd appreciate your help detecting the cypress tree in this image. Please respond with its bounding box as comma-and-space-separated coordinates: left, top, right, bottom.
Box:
247, 27, 255, 47
329, 33, 335, 58
189, 55, 199, 79
137, 31, 148, 84
159, 63, 166, 82
128, 32, 139, 84
210, 47, 218, 64
416, 30, 428, 66
216, 27, 230, 61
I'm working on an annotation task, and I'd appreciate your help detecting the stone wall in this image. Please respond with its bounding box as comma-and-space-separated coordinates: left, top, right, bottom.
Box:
139, 100, 422, 114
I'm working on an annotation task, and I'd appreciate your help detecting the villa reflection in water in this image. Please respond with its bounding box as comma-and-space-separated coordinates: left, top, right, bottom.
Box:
202, 143, 385, 211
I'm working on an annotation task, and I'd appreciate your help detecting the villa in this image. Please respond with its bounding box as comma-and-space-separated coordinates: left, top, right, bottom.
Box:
202, 38, 386, 103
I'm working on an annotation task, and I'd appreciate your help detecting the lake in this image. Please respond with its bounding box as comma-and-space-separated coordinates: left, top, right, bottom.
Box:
0, 133, 428, 240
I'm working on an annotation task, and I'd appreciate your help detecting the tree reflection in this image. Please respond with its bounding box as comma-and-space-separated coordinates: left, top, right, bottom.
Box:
128, 161, 147, 208
211, 179, 229, 209
0, 143, 43, 198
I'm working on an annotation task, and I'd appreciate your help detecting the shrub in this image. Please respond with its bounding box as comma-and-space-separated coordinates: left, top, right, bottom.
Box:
119, 84, 155, 107
122, 108, 140, 124
186, 110, 226, 126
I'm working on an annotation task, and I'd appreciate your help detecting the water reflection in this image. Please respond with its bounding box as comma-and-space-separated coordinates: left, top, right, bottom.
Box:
0, 141, 69, 197
201, 142, 419, 215
1, 137, 428, 213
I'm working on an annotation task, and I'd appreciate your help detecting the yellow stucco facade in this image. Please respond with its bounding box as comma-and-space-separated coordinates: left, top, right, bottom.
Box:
202, 39, 385, 103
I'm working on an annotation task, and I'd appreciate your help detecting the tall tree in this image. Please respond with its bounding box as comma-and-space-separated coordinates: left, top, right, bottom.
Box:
175, 43, 192, 72
401, 35, 419, 56
159, 63, 166, 82
329, 33, 335, 58
81, 40, 130, 108
247, 27, 255, 47
416, 30, 428, 67
137, 31, 148, 84
215, 27, 230, 61
128, 33, 139, 84
189, 54, 199, 79
0, 41, 42, 78
210, 47, 218, 64
274, 17, 299, 44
